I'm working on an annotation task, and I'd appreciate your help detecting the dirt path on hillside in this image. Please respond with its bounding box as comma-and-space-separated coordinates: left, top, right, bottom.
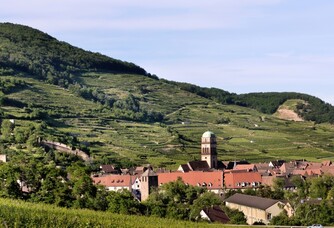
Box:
276, 108, 304, 121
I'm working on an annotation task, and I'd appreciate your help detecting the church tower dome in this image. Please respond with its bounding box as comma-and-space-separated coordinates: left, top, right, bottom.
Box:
201, 131, 217, 169
202, 131, 215, 138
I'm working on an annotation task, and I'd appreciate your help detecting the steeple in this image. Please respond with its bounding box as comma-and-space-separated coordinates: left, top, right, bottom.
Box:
201, 131, 218, 169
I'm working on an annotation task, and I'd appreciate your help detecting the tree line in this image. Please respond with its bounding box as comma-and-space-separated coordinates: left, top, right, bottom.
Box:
0, 23, 147, 88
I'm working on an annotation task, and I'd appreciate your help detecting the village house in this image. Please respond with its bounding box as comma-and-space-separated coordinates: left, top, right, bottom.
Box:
253, 162, 280, 176
92, 174, 133, 192
92, 168, 158, 201
261, 175, 300, 191
99, 164, 121, 175
233, 164, 258, 172
199, 205, 230, 224
224, 170, 262, 189
278, 160, 334, 177
225, 193, 285, 225
158, 170, 224, 194
177, 160, 210, 172
224, 160, 250, 170
269, 160, 285, 168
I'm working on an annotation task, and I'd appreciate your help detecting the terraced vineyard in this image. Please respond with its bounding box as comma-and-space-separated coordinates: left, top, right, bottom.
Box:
1, 23, 334, 169
3, 72, 334, 169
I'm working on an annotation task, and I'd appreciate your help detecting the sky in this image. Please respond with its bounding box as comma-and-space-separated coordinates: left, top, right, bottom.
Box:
2, 0, 334, 104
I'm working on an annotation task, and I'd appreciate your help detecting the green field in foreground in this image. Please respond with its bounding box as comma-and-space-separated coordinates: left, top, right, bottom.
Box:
0, 198, 236, 228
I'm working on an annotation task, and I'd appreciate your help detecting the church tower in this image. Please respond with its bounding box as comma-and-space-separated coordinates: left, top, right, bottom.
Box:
140, 168, 158, 201
201, 131, 217, 169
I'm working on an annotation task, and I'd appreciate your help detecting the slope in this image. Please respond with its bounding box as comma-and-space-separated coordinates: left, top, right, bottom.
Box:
0, 23, 147, 86
0, 23, 334, 169
167, 81, 334, 124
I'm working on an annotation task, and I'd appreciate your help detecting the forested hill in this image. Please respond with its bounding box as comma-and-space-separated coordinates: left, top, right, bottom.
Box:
167, 81, 334, 123
0, 23, 147, 87
0, 22, 333, 124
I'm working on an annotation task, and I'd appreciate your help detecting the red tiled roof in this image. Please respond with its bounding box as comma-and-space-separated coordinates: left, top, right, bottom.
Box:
322, 160, 332, 166
292, 168, 322, 176
261, 175, 275, 186
291, 170, 307, 176
321, 166, 334, 175
280, 162, 295, 174
306, 162, 322, 169
225, 161, 250, 170
92, 174, 132, 188
158, 171, 223, 189
254, 163, 270, 170
224, 171, 262, 189
234, 164, 256, 171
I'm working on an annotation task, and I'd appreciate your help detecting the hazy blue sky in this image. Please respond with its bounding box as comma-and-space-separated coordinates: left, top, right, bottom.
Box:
2, 0, 334, 104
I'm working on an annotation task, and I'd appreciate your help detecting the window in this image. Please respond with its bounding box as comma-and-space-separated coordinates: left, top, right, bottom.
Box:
267, 213, 272, 220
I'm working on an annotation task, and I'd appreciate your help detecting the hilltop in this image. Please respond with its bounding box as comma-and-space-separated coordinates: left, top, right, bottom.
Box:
0, 23, 334, 168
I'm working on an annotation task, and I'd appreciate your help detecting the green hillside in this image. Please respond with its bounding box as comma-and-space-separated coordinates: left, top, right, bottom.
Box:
167, 81, 334, 123
1, 23, 334, 169
0, 23, 147, 85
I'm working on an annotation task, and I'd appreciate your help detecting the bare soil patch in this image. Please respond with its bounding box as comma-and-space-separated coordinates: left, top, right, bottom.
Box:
276, 108, 304, 121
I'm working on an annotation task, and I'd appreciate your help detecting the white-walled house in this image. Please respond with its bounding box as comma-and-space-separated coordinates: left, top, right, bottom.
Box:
92, 174, 132, 192
225, 193, 285, 225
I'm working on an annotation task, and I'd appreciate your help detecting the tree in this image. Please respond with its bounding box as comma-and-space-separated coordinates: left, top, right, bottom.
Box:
92, 185, 109, 211
0, 163, 22, 198
1, 119, 14, 142
107, 190, 142, 215
144, 191, 168, 217
327, 186, 334, 200
67, 164, 97, 209
223, 206, 247, 224
308, 175, 334, 199
189, 191, 222, 220
31, 166, 70, 206
270, 211, 292, 225
290, 175, 307, 198
271, 177, 285, 199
